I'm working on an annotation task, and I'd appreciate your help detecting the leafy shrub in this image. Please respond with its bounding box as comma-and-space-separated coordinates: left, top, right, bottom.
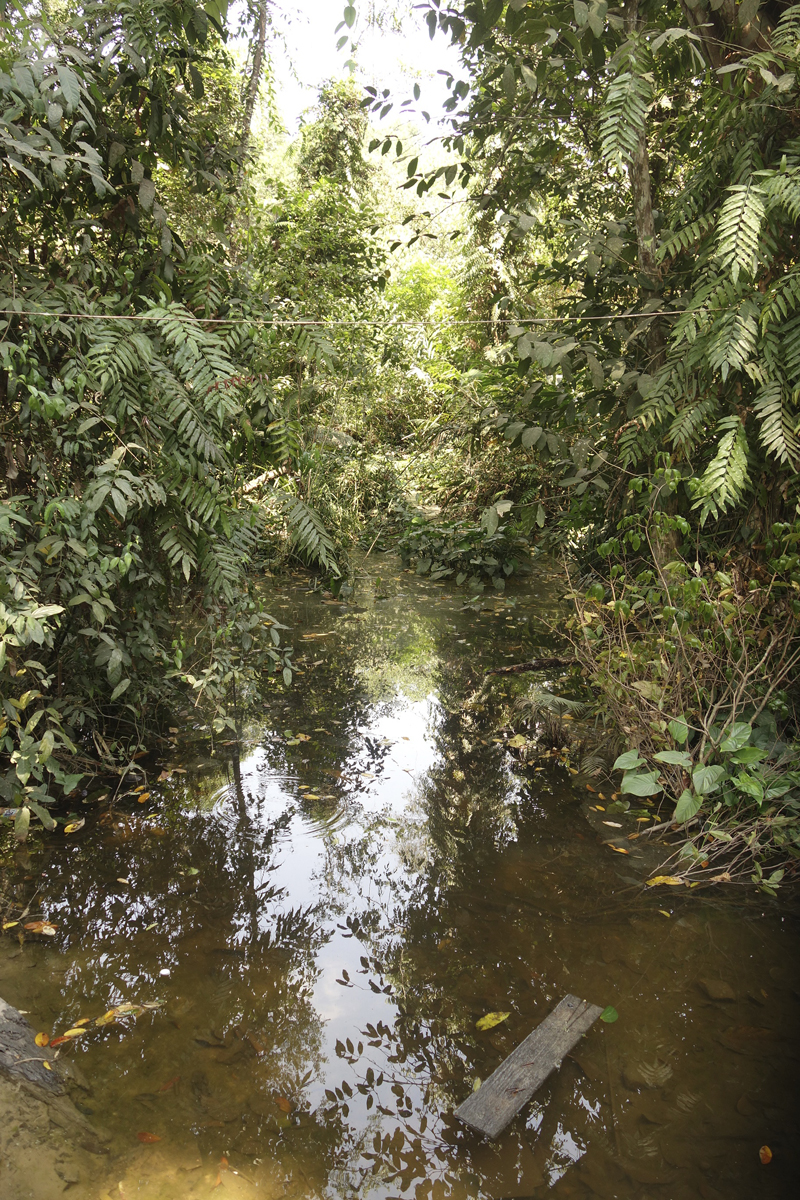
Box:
397, 506, 529, 590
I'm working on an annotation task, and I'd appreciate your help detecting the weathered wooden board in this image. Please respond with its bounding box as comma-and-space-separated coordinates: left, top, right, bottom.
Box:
454, 994, 603, 1139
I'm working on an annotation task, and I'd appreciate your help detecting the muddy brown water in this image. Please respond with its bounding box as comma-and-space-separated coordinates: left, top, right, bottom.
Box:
1, 556, 798, 1199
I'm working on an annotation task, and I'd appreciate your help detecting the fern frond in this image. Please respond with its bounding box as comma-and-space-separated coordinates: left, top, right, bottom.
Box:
715, 182, 766, 283
599, 71, 652, 170
706, 296, 760, 380
669, 395, 719, 451
279, 496, 341, 576
753, 380, 800, 469
158, 517, 198, 583
692, 419, 752, 525
657, 214, 715, 263
771, 5, 800, 52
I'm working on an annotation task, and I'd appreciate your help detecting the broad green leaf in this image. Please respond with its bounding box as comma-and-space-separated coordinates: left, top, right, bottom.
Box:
667, 716, 689, 744
476, 1011, 510, 1031
621, 771, 663, 796
729, 746, 767, 764
27, 800, 56, 831
674, 788, 702, 823
692, 764, 727, 795
719, 722, 752, 752
653, 749, 692, 767
613, 749, 642, 770
599, 1005, 618, 1023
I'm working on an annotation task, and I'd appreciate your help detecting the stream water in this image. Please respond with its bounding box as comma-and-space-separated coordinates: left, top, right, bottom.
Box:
1, 556, 798, 1200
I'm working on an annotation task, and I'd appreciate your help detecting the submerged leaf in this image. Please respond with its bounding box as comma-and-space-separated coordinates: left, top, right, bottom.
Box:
137, 1131, 162, 1143
646, 875, 685, 887
476, 1011, 511, 1031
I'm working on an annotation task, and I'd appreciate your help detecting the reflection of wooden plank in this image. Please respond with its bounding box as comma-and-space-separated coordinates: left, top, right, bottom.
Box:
455, 995, 603, 1139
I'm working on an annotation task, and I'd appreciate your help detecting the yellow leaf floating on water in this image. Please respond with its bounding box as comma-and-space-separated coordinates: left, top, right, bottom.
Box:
35, 1032, 50, 1047
3, 920, 19, 929
476, 1011, 511, 1032
646, 875, 685, 887
43, 1060, 52, 1070
137, 792, 150, 804
64, 819, 85, 834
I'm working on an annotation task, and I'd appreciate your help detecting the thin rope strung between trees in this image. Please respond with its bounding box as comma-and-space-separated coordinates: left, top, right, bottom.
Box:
0, 307, 691, 326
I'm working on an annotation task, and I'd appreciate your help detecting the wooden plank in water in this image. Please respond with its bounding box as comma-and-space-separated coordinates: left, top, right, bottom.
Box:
454, 994, 603, 1139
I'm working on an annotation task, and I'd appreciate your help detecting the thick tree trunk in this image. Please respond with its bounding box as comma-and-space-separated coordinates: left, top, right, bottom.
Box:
240, 1, 269, 159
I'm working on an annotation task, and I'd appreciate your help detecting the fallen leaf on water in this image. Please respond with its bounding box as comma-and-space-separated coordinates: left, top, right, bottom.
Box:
117, 878, 130, 885
585, 784, 596, 792
710, 871, 732, 883
658, 910, 671, 918
295, 733, 311, 742
303, 794, 321, 800
95, 1010, 118, 1027
314, 728, 331, 734
610, 845, 629, 854
759, 1146, 772, 1165
145, 922, 157, 931
646, 875, 685, 887
64, 819, 85, 834
157, 771, 171, 782
169, 727, 179, 734
137, 1131, 161, 1144
3, 920, 19, 929
62, 1027, 87, 1038
595, 805, 605, 811
600, 1006, 619, 1023
476, 1011, 510, 1032
74, 1017, 92, 1027
24, 921, 57, 935
472, 1077, 481, 1092
636, 816, 651, 822
602, 820, 622, 828
49, 1036, 71, 1047
507, 734, 526, 749
35, 1032, 50, 1047
43, 1060, 52, 1070
275, 1095, 292, 1113
137, 793, 151, 804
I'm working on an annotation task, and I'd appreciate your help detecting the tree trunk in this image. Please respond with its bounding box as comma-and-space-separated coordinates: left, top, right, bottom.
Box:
240, 1, 269, 160
624, 0, 659, 292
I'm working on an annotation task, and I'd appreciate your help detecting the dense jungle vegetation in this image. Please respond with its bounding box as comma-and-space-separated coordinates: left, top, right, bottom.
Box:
1, 0, 799, 887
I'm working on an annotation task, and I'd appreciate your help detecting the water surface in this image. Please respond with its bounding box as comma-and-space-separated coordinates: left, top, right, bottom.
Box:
1, 557, 798, 1199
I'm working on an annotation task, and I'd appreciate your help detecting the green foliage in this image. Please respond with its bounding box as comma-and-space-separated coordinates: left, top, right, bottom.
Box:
398, 510, 528, 591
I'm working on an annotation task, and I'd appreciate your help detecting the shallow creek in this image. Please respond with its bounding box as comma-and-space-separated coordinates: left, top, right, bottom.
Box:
1, 556, 798, 1199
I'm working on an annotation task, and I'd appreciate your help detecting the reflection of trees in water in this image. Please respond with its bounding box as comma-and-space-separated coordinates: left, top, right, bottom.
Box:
34, 748, 332, 1150
304, 651, 606, 1198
